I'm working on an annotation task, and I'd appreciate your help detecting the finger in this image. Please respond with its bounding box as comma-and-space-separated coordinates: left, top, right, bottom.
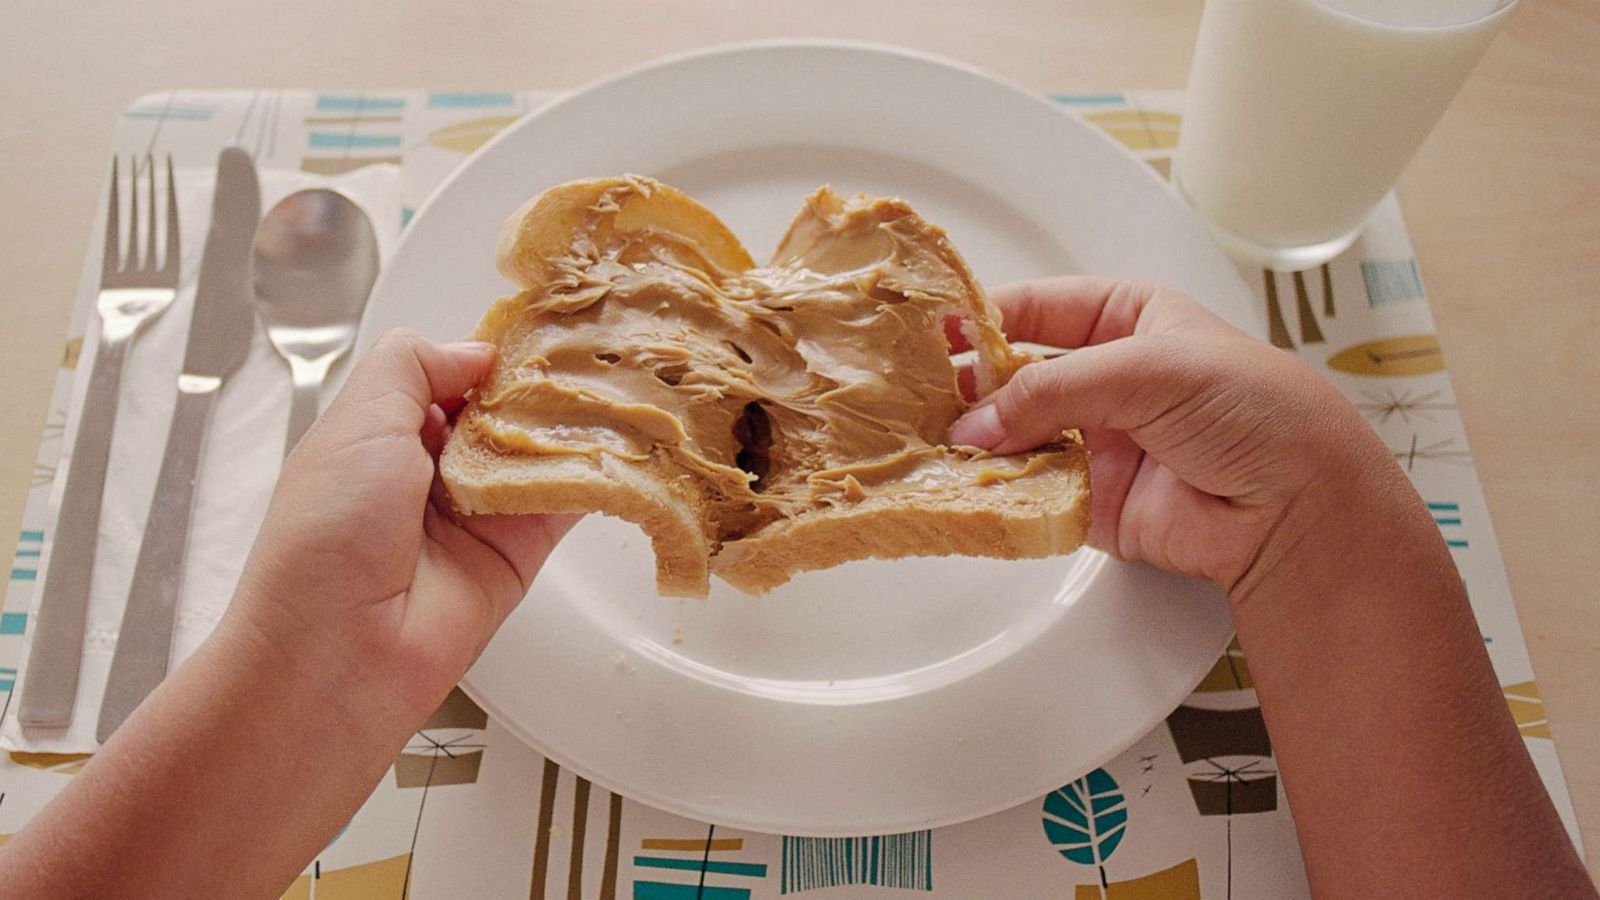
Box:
322, 329, 495, 440
1081, 430, 1144, 553
942, 314, 973, 354
945, 276, 1156, 354
420, 405, 450, 458
427, 475, 580, 599
986, 276, 1161, 348
948, 336, 1213, 454
468, 512, 582, 605
1115, 456, 1241, 582
954, 362, 977, 402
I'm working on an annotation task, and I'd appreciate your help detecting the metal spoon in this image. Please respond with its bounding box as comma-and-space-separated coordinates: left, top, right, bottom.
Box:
252, 189, 380, 455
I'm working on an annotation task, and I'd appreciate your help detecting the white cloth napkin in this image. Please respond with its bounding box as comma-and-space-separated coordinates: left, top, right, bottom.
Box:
2, 161, 401, 753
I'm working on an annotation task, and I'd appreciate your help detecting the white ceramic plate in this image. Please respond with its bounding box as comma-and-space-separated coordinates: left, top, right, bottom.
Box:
359, 41, 1261, 836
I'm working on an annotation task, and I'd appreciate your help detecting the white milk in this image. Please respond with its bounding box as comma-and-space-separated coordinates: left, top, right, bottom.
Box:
1174, 0, 1513, 267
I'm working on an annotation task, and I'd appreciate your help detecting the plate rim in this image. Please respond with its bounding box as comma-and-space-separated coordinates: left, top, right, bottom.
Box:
363, 39, 1238, 330
459, 570, 1233, 837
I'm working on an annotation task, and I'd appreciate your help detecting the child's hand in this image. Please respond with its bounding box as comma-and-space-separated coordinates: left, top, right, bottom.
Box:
949, 276, 1406, 597
0, 329, 582, 900
950, 277, 1594, 899
230, 329, 578, 722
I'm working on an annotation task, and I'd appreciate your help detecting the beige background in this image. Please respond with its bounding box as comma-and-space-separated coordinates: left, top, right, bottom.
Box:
2, 0, 1595, 873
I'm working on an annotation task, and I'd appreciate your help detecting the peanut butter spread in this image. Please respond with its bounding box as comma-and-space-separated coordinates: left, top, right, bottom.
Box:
471, 177, 1070, 547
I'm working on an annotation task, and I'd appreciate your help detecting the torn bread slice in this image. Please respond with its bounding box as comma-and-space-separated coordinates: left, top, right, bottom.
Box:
442, 175, 1089, 597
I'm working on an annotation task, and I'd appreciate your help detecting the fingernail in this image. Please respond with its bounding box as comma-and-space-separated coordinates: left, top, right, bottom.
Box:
448, 341, 496, 357
949, 404, 1004, 449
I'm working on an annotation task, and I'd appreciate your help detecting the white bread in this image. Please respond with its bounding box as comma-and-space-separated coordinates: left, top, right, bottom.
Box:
442, 176, 1089, 596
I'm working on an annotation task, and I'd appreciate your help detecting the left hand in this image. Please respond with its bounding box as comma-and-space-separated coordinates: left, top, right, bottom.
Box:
228, 328, 579, 723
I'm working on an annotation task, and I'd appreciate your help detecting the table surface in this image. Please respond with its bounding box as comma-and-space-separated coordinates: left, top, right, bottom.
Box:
2, 0, 1595, 874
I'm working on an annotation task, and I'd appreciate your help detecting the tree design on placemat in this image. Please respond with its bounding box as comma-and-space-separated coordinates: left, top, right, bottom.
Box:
1043, 768, 1127, 895
1166, 704, 1278, 900
1041, 768, 1200, 900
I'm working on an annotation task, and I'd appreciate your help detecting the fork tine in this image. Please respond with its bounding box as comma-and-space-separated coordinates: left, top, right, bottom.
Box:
163, 155, 179, 276
144, 154, 157, 273
124, 155, 140, 271
103, 157, 121, 278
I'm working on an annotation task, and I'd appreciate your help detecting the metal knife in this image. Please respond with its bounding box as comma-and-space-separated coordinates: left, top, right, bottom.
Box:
97, 147, 260, 742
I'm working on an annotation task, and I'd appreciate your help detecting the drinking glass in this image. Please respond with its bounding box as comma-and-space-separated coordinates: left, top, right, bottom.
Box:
1173, 0, 1517, 270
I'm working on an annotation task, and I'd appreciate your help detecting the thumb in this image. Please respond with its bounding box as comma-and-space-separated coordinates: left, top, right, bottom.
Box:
948, 336, 1212, 455
321, 328, 496, 442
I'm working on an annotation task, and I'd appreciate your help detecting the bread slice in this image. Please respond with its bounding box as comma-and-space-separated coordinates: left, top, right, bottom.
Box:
442, 175, 1089, 596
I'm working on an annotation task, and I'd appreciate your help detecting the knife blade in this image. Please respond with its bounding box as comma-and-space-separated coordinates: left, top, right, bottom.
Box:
179, 147, 260, 380
97, 147, 260, 742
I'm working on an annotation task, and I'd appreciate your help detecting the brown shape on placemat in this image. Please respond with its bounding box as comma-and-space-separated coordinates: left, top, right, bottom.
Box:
421, 686, 489, 731
62, 336, 83, 370
8, 751, 92, 775
1167, 705, 1272, 763
1073, 858, 1200, 900
1186, 769, 1279, 816
1192, 636, 1253, 693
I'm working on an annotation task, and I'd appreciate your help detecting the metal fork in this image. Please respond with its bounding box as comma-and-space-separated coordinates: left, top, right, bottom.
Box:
18, 154, 181, 728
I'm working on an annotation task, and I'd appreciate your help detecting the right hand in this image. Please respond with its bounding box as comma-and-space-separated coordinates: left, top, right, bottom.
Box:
948, 276, 1423, 597
232, 330, 578, 729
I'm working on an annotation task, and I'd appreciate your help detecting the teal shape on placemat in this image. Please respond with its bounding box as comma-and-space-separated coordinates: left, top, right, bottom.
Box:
634, 883, 749, 900
1043, 767, 1128, 867
316, 95, 405, 112
124, 105, 219, 122
308, 132, 402, 149
1048, 93, 1126, 105
1, 613, 27, 634
12, 530, 41, 575
1429, 502, 1469, 548
1361, 258, 1426, 307
780, 833, 932, 893
634, 857, 767, 878
428, 92, 515, 108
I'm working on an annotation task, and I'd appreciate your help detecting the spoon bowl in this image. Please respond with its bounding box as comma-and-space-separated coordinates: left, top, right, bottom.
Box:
253, 189, 380, 454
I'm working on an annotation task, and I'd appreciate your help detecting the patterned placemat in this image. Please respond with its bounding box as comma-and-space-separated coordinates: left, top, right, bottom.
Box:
0, 89, 1580, 898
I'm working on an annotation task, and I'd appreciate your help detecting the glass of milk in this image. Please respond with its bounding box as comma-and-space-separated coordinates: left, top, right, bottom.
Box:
1173, 0, 1517, 270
